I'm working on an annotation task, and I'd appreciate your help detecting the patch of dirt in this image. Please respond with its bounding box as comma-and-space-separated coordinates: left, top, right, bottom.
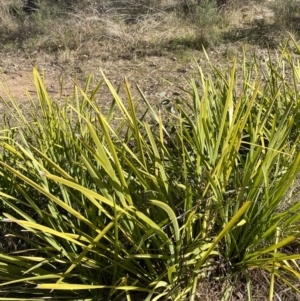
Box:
0, 42, 276, 113
0, 49, 204, 121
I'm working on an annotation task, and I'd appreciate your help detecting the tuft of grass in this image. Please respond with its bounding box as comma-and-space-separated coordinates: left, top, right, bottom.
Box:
272, 0, 300, 31
175, 0, 225, 48
0, 34, 300, 301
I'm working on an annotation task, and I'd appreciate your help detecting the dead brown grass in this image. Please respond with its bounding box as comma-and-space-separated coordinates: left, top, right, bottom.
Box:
0, 0, 290, 59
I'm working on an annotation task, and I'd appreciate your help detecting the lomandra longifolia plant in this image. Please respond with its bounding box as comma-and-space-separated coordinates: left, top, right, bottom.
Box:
0, 35, 300, 301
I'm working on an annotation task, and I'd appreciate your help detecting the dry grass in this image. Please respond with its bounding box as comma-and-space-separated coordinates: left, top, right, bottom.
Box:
1, 0, 296, 60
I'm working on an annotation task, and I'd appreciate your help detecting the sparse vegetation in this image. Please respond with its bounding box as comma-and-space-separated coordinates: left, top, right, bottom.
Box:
272, 0, 300, 31
0, 0, 299, 57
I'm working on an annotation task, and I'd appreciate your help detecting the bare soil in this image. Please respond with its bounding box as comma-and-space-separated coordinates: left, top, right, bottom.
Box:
0, 41, 280, 113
